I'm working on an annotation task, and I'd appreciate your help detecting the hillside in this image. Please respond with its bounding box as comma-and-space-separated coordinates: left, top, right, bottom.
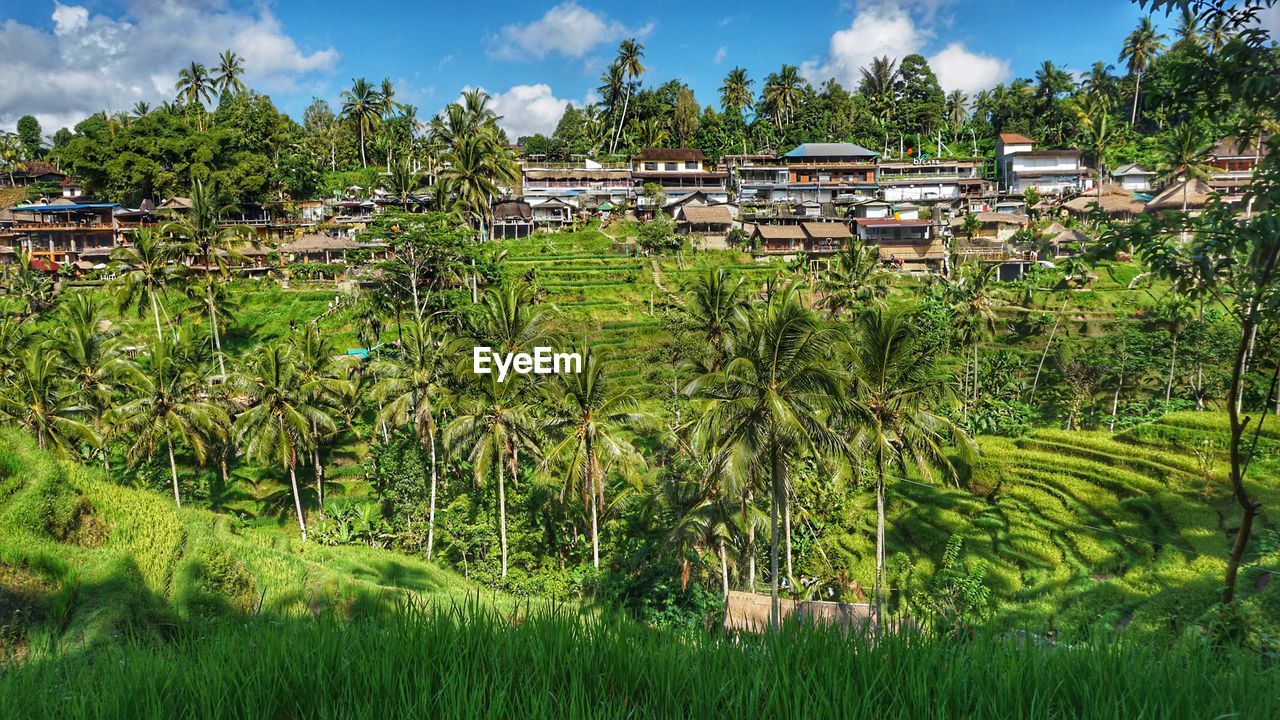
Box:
0, 428, 482, 657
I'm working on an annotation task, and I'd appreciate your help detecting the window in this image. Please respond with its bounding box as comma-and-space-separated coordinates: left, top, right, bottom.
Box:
665, 162, 678, 171
644, 162, 657, 171
685, 161, 698, 170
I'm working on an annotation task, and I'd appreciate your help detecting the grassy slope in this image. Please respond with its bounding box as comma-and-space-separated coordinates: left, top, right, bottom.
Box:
0, 428, 482, 655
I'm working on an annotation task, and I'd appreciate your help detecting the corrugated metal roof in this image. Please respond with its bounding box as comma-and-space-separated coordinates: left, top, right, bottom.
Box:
782, 143, 878, 158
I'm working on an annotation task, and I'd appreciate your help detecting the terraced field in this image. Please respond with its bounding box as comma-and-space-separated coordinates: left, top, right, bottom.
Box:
854, 412, 1280, 637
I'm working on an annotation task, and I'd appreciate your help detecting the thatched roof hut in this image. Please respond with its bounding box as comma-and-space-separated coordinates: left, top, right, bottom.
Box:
1063, 186, 1147, 219
1144, 179, 1215, 213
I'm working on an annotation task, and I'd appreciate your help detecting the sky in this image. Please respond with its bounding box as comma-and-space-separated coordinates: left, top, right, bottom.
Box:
3, 0, 1278, 139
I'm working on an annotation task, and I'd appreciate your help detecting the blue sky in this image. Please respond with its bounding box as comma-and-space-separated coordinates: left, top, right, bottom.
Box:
1, 0, 1250, 137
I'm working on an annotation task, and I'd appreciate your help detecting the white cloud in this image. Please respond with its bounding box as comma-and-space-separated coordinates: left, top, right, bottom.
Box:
929, 42, 1012, 95
801, 1, 1010, 95
488, 2, 653, 61
479, 84, 586, 139
1259, 5, 1280, 35
0, 2, 337, 132
714, 46, 727, 64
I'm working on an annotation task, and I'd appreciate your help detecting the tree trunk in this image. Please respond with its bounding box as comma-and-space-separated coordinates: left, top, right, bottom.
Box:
746, 488, 756, 591
288, 456, 308, 542
784, 486, 793, 587
874, 460, 886, 636
150, 291, 165, 343
1029, 299, 1067, 403
426, 425, 438, 561
1240, 323, 1258, 414
1130, 72, 1142, 126
359, 121, 367, 168
972, 338, 980, 406
588, 438, 599, 569
719, 536, 730, 599
497, 443, 509, 578
1110, 365, 1124, 432
312, 444, 324, 517
769, 448, 782, 629
207, 280, 226, 379
1166, 334, 1178, 403
167, 435, 181, 507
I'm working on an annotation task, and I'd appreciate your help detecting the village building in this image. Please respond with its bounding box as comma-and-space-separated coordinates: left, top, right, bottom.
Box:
2, 161, 68, 188
875, 158, 984, 202
1111, 163, 1156, 192
777, 143, 879, 204
723, 154, 791, 205
1144, 178, 1215, 215
1207, 135, 1270, 204
996, 133, 1090, 195
528, 196, 575, 229
950, 211, 1029, 243
676, 205, 735, 238
1060, 185, 1148, 221
521, 158, 633, 207
631, 149, 729, 206
491, 198, 534, 238
2, 199, 121, 269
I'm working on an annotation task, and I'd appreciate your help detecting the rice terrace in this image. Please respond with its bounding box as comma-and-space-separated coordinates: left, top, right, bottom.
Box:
1, 0, 1279, 717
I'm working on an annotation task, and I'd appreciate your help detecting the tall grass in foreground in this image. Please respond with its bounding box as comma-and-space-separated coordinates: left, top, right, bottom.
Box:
3, 601, 1276, 719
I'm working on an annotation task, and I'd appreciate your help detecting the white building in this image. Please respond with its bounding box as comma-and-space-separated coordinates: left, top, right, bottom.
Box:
1111, 163, 1156, 192
996, 133, 1089, 195
875, 158, 984, 202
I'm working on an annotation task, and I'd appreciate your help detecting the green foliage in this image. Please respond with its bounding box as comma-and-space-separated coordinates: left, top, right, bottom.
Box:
637, 214, 679, 253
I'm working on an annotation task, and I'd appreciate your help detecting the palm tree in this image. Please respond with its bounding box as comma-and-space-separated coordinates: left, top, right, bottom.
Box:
109, 333, 224, 506
1081, 61, 1117, 104
378, 77, 404, 118
945, 90, 968, 135
610, 39, 646, 153
1155, 295, 1195, 403
213, 50, 247, 95
444, 372, 540, 578
1119, 16, 1167, 126
290, 325, 354, 512
596, 62, 625, 142
692, 286, 842, 627
543, 341, 647, 568
1154, 123, 1216, 214
372, 321, 450, 559
234, 343, 336, 540
686, 268, 750, 371
844, 307, 969, 631
0, 347, 96, 457
341, 78, 383, 167
384, 158, 424, 210
764, 64, 805, 128
859, 57, 900, 126
817, 239, 891, 320
1074, 95, 1119, 196
1173, 6, 1202, 48
162, 180, 252, 377
110, 227, 185, 342
56, 294, 127, 468
625, 117, 669, 151
719, 67, 754, 116
949, 262, 999, 409
438, 134, 518, 242
175, 62, 213, 108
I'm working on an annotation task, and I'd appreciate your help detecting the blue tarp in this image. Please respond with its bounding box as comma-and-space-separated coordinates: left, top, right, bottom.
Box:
13, 202, 120, 212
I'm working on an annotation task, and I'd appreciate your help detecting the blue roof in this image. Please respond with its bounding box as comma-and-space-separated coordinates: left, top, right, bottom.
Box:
782, 143, 879, 159
13, 202, 120, 212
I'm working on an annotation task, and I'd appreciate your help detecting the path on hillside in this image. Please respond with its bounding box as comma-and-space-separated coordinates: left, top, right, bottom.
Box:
650, 259, 674, 297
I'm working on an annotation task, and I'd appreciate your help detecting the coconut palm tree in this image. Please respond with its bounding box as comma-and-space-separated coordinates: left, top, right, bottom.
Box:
1119, 16, 1167, 126
444, 371, 540, 578
438, 134, 518, 242
162, 180, 252, 378
290, 325, 354, 513
234, 343, 336, 540
341, 78, 383, 167
610, 39, 646, 153
763, 64, 805, 128
817, 239, 891, 320
945, 90, 968, 136
372, 321, 450, 559
844, 307, 969, 632
213, 50, 247, 95
109, 333, 224, 506
1154, 123, 1216, 214
686, 268, 750, 371
378, 77, 404, 119
859, 57, 900, 126
542, 341, 647, 568
1155, 295, 1195, 403
175, 62, 213, 108
691, 286, 843, 627
384, 158, 425, 210
719, 67, 754, 116
624, 117, 669, 152
56, 295, 127, 469
949, 262, 1000, 409
110, 227, 185, 342
0, 347, 96, 457
1080, 61, 1117, 104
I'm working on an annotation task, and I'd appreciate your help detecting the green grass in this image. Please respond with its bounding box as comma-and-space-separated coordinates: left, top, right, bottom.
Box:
0, 428, 485, 655
3, 602, 1276, 719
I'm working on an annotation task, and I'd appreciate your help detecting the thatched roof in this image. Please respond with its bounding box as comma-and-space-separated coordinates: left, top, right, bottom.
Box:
159, 197, 192, 211
1144, 179, 1215, 213
1048, 228, 1094, 246
281, 235, 361, 253
680, 205, 733, 225
753, 224, 806, 240
492, 199, 533, 221
801, 222, 853, 239
1062, 186, 1147, 217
